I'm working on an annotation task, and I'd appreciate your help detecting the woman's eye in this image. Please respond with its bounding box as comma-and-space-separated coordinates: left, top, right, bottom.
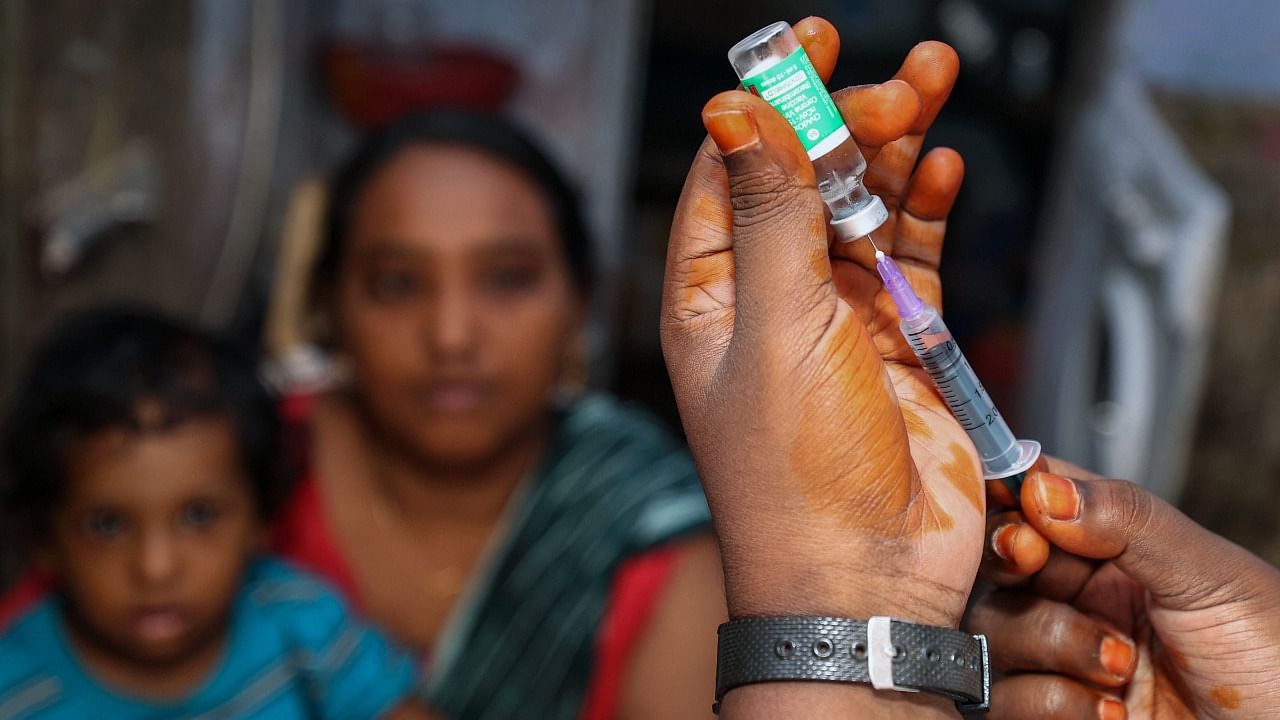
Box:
366, 270, 420, 301
484, 265, 539, 292
179, 500, 221, 530
84, 510, 127, 540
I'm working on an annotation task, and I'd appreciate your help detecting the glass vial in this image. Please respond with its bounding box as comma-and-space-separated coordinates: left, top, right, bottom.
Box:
729, 21, 887, 241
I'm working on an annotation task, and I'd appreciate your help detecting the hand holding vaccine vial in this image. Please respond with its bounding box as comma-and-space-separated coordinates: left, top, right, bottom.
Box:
728, 21, 888, 242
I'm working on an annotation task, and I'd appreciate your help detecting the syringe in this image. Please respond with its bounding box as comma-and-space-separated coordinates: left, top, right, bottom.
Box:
875, 248, 1042, 497
721, 22, 1040, 498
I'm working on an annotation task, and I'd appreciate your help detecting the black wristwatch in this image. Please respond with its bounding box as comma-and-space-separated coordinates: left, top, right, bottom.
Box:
714, 616, 990, 715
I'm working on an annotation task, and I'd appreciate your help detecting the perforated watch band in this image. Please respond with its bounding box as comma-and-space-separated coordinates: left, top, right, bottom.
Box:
714, 616, 990, 715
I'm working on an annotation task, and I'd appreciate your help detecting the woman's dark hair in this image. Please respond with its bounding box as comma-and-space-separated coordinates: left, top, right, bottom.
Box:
1, 306, 289, 547
316, 109, 594, 299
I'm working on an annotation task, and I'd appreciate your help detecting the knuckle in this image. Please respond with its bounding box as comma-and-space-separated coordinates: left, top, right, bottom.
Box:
1036, 607, 1075, 661
1039, 679, 1078, 717
1025, 604, 1097, 677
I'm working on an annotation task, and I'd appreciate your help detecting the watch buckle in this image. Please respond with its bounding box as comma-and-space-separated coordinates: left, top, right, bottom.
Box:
954, 633, 991, 715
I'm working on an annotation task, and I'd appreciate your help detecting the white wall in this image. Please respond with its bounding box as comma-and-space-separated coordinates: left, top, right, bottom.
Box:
1117, 0, 1280, 99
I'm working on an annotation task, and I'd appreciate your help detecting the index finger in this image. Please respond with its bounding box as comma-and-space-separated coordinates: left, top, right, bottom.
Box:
833, 81, 921, 164
794, 17, 922, 166
864, 42, 960, 208
793, 17, 841, 81
894, 41, 960, 134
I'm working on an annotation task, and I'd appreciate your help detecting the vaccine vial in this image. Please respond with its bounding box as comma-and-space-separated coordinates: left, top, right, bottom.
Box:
729, 21, 888, 242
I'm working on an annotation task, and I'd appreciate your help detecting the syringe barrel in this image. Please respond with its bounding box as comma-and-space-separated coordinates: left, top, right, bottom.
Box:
900, 309, 1023, 476
728, 22, 887, 241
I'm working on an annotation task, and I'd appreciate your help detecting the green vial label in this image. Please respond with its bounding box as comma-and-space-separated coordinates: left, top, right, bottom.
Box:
741, 46, 850, 159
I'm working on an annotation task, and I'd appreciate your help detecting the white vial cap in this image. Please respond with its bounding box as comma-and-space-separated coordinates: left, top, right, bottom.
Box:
830, 195, 888, 241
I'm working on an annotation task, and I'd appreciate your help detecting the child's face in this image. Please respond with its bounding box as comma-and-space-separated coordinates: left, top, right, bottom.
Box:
47, 415, 260, 667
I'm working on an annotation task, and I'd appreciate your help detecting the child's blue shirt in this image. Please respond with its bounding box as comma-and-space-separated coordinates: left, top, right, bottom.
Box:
0, 557, 418, 719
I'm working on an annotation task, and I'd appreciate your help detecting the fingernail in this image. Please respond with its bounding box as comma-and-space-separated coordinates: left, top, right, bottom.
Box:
991, 524, 1019, 562
1098, 697, 1126, 720
1101, 635, 1135, 678
1034, 472, 1080, 521
703, 107, 760, 156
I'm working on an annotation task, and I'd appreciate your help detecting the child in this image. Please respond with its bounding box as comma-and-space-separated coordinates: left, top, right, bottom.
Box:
0, 308, 429, 719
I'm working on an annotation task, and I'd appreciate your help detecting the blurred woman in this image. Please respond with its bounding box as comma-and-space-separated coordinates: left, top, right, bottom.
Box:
270, 110, 724, 719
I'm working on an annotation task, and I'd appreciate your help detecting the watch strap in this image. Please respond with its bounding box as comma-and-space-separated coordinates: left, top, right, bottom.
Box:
715, 616, 990, 715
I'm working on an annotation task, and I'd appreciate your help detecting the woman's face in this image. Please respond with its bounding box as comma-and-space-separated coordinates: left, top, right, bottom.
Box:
335, 145, 581, 470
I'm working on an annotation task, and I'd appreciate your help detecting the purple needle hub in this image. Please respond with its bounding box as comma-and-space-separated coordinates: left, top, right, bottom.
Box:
875, 251, 925, 319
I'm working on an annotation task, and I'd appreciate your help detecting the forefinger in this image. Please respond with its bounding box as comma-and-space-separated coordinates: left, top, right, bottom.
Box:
894, 41, 960, 134
865, 42, 960, 208
794, 17, 921, 166
833, 81, 921, 165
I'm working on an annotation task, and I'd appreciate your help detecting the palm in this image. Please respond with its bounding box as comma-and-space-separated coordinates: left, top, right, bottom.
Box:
829, 131, 985, 607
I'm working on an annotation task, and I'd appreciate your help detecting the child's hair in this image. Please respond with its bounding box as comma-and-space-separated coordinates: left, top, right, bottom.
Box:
2, 306, 289, 547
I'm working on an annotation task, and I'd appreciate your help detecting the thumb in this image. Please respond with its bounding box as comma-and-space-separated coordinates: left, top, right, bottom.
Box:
1020, 472, 1280, 611
702, 90, 834, 331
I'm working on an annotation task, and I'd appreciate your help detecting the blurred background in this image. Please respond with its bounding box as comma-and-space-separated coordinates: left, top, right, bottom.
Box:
1, 0, 1278, 580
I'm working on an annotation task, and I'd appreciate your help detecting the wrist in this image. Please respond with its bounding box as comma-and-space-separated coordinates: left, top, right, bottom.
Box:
721, 553, 966, 628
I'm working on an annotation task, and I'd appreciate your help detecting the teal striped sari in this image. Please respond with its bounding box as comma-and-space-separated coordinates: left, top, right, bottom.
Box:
422, 394, 710, 719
